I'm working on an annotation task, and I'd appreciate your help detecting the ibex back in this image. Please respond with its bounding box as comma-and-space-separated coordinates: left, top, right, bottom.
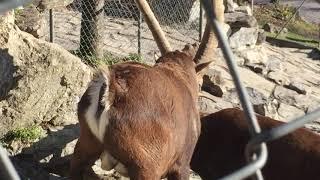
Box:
70, 51, 208, 180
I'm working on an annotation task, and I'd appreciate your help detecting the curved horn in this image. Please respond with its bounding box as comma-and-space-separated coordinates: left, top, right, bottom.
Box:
194, 0, 225, 64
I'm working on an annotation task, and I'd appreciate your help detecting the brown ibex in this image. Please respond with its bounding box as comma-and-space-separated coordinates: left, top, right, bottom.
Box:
70, 0, 225, 179
191, 108, 320, 180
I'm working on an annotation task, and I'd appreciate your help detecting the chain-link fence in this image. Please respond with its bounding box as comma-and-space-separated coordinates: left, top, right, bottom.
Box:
1, 0, 320, 180
45, 0, 203, 63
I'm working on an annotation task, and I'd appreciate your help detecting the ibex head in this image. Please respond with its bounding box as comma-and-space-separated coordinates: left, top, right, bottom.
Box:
134, 0, 225, 87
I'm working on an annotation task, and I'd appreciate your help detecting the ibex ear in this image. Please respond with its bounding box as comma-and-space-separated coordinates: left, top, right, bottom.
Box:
195, 61, 213, 74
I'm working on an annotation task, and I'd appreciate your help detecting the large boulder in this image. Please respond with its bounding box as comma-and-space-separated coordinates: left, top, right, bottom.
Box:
0, 19, 91, 137
229, 27, 259, 49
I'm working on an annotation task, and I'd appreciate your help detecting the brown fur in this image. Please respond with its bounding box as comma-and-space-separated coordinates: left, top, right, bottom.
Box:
191, 108, 320, 180
70, 51, 203, 180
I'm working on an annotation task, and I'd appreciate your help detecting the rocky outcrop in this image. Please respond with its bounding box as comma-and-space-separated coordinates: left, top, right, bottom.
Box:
0, 16, 91, 137
15, 4, 48, 40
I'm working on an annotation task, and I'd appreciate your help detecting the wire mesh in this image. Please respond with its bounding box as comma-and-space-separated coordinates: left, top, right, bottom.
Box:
1, 0, 320, 180
44, 0, 201, 62
201, 0, 320, 179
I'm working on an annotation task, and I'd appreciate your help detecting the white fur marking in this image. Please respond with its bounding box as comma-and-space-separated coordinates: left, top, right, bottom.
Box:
100, 151, 128, 177
100, 151, 117, 171
85, 71, 111, 143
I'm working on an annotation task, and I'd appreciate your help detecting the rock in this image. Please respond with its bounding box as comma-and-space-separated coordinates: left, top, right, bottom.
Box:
235, 6, 252, 16
224, 0, 236, 12
266, 56, 282, 72
236, 46, 268, 65
293, 95, 320, 112
267, 71, 289, 85
0, 22, 91, 137
225, 12, 258, 32
15, 5, 48, 39
256, 29, 266, 45
202, 75, 223, 97
204, 68, 225, 86
229, 27, 260, 49
265, 99, 280, 120
35, 0, 74, 11
225, 87, 267, 115
245, 63, 265, 74
263, 23, 288, 34
221, 23, 232, 37
188, 0, 200, 24
273, 86, 299, 106
263, 23, 276, 33
198, 91, 234, 114
285, 81, 307, 95
307, 103, 320, 114
278, 103, 305, 121
0, 10, 15, 25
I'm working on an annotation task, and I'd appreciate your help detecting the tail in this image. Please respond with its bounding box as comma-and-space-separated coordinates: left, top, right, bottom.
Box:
84, 65, 111, 142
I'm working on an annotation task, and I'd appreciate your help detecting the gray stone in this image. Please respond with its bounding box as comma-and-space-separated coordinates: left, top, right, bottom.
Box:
236, 46, 268, 65
235, 6, 252, 16
265, 99, 280, 120
15, 5, 48, 39
273, 86, 299, 105
278, 103, 305, 121
267, 72, 289, 85
0, 22, 91, 137
221, 23, 232, 37
188, 0, 201, 24
224, 0, 236, 12
263, 23, 276, 33
285, 81, 307, 95
263, 23, 288, 34
229, 27, 259, 49
35, 0, 74, 11
225, 12, 258, 32
225, 87, 267, 115
294, 95, 320, 112
204, 68, 225, 86
202, 75, 223, 97
245, 63, 265, 74
256, 29, 266, 45
266, 56, 283, 72
198, 91, 234, 114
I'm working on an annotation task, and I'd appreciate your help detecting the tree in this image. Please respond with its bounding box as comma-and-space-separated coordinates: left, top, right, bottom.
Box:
79, 0, 104, 58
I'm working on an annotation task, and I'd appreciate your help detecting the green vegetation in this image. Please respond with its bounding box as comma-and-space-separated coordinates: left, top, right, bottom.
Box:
71, 50, 144, 67
14, 8, 23, 17
265, 32, 319, 48
0, 125, 45, 144
254, 4, 319, 48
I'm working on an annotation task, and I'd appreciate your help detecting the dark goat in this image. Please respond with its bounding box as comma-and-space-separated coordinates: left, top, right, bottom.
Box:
191, 108, 320, 180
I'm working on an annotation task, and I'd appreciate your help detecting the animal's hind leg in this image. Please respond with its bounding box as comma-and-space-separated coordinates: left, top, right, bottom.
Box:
70, 124, 103, 180
167, 165, 190, 180
129, 167, 161, 180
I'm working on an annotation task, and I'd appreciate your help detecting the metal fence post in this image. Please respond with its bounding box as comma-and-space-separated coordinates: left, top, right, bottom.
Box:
199, 1, 203, 42
318, 23, 320, 48
0, 145, 20, 180
49, 9, 54, 43
138, 11, 142, 55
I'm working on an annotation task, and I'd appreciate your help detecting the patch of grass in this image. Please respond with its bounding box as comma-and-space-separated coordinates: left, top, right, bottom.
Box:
287, 20, 319, 40
266, 32, 319, 48
14, 8, 23, 17
272, 4, 296, 21
71, 50, 144, 67
254, 4, 319, 44
1, 125, 45, 144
